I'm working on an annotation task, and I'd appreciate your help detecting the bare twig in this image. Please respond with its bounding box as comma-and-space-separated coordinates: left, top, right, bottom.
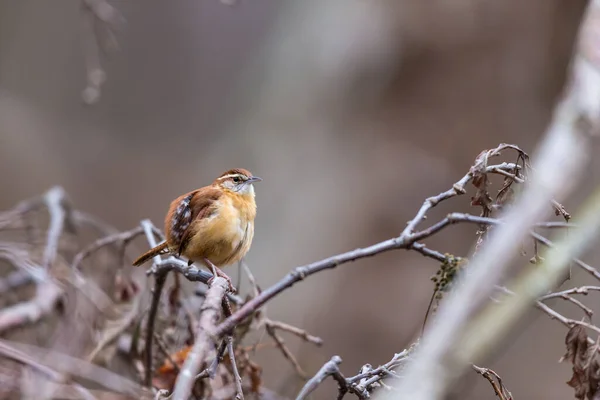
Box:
265, 322, 307, 379
540, 286, 600, 300
437, 214, 600, 284
241, 260, 260, 297
71, 226, 144, 271
227, 336, 245, 400
41, 186, 70, 270
195, 340, 228, 380
0, 270, 34, 293
296, 356, 346, 400
171, 277, 228, 400
562, 295, 594, 318
552, 199, 572, 221
295, 348, 412, 399
263, 319, 323, 346
0, 280, 63, 333
472, 365, 513, 400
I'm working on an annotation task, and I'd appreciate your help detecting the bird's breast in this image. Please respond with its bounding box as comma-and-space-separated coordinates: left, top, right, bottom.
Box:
185, 195, 255, 266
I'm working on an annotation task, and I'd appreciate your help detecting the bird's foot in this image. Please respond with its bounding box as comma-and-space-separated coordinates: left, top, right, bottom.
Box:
204, 258, 236, 293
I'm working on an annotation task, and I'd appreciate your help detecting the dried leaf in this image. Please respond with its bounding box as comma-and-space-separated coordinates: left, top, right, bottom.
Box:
248, 361, 263, 393
564, 326, 588, 364
561, 326, 600, 400
157, 346, 192, 375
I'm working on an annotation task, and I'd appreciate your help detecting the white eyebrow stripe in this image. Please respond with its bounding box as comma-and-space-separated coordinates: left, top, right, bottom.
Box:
218, 174, 245, 181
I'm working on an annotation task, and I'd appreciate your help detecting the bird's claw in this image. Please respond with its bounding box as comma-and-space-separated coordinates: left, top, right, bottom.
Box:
208, 269, 236, 293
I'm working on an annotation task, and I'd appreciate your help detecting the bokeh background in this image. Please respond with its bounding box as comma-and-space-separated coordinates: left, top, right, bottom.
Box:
1, 0, 598, 398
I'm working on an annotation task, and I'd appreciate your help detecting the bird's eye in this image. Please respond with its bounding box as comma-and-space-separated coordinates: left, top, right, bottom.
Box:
232, 176, 241, 183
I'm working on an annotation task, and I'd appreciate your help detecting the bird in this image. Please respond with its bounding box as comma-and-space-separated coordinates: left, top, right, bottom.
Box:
132, 168, 261, 291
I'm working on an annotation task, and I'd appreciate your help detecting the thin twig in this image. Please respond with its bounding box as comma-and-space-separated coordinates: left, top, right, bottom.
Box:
265, 322, 307, 379
296, 356, 346, 400
472, 365, 513, 400
71, 226, 144, 270
221, 295, 244, 400
539, 286, 600, 300
195, 340, 228, 380
41, 186, 69, 270
562, 295, 594, 318
264, 319, 323, 346
227, 336, 245, 400
441, 214, 600, 283
402, 156, 521, 236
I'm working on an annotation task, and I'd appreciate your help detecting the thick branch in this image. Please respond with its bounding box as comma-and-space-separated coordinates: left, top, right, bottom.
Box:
171, 277, 228, 400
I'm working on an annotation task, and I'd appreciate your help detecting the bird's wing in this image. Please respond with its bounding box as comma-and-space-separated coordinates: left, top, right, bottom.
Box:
165, 187, 222, 256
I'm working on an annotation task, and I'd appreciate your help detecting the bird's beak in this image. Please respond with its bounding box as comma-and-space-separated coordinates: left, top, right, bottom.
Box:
247, 176, 263, 184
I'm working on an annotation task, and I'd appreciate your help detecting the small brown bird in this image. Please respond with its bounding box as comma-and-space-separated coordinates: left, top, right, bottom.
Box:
132, 168, 261, 290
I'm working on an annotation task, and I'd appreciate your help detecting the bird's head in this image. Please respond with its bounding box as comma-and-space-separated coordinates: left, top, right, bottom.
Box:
214, 168, 262, 196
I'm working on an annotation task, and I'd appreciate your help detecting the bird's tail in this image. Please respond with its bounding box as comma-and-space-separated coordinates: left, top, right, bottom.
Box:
132, 242, 169, 266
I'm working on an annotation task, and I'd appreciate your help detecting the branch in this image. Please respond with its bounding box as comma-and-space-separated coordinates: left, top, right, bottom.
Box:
539, 286, 600, 300
265, 322, 307, 379
214, 162, 520, 337
472, 365, 513, 400
227, 335, 245, 400
41, 186, 70, 270
71, 226, 144, 271
171, 276, 228, 400
0, 279, 63, 334
263, 319, 323, 346
0, 270, 34, 293
296, 348, 412, 400
296, 356, 346, 400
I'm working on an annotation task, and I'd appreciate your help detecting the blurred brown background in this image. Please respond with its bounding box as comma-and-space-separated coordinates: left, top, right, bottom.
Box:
1, 0, 598, 398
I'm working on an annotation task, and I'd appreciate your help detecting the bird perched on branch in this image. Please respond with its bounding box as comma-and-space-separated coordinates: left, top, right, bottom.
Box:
132, 168, 261, 291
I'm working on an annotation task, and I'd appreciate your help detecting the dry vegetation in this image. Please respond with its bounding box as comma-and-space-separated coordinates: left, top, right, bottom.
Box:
3, 0, 600, 399
1, 143, 598, 400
